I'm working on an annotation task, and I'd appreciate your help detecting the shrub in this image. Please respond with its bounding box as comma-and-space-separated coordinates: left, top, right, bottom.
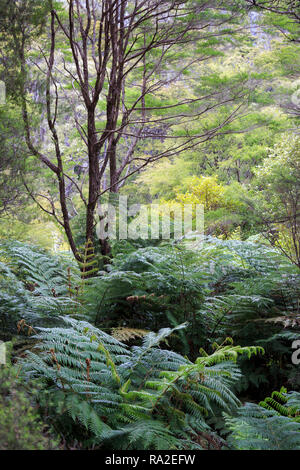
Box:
20, 318, 263, 450
0, 366, 59, 450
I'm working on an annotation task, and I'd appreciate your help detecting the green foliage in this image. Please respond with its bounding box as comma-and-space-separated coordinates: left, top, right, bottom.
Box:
20, 317, 263, 450
225, 390, 300, 450
0, 235, 299, 449
0, 1, 299, 450
250, 134, 300, 267
247, 1, 300, 43
193, 237, 300, 392
0, 241, 76, 338
76, 240, 100, 280
259, 387, 300, 420
168, 176, 226, 211
0, 366, 59, 450
2, 237, 299, 392
90, 244, 205, 343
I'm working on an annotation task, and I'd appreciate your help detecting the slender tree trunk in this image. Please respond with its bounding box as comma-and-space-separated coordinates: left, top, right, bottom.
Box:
86, 108, 100, 244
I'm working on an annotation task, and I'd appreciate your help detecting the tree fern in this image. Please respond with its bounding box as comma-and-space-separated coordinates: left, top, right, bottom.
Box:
0, 241, 77, 336
225, 400, 300, 450
20, 318, 263, 450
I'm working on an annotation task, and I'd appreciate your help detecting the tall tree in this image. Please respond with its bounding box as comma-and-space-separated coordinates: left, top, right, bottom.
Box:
0, 0, 49, 217
1, 0, 247, 261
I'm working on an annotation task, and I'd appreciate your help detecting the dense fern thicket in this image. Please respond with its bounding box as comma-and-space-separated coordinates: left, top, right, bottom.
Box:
0, 237, 299, 450
226, 390, 300, 450
71, 237, 300, 394
20, 317, 263, 450
0, 241, 77, 340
